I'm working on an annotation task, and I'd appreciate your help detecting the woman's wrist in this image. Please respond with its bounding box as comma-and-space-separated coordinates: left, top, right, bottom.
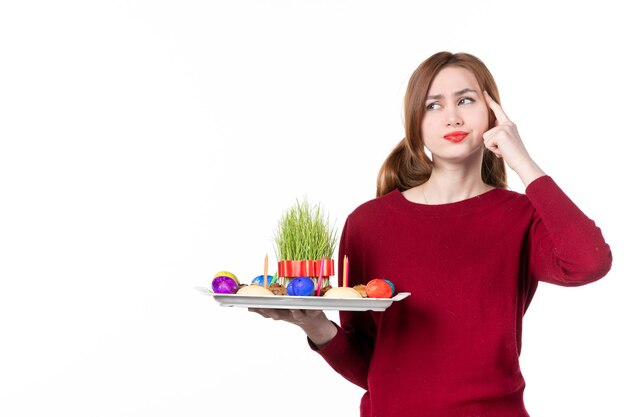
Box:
514, 157, 546, 187
301, 316, 338, 348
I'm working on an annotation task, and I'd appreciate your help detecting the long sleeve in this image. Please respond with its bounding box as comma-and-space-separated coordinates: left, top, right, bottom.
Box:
525, 176, 612, 286
308, 217, 378, 390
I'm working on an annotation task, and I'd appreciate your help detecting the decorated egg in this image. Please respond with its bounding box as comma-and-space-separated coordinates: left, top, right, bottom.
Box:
384, 279, 396, 296
286, 276, 315, 296
214, 271, 239, 285
366, 278, 393, 298
251, 274, 272, 286
212, 276, 239, 294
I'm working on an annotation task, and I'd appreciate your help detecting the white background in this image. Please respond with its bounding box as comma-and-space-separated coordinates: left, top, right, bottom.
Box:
1, 1, 624, 416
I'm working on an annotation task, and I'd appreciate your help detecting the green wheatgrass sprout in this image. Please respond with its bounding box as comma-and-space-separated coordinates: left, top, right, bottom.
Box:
273, 199, 338, 261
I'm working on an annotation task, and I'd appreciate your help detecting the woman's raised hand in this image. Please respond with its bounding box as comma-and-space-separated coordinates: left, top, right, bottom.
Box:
483, 91, 545, 186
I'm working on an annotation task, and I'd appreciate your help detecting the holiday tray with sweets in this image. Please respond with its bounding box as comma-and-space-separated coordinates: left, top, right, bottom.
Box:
200, 200, 410, 312
199, 262, 411, 312
196, 286, 411, 312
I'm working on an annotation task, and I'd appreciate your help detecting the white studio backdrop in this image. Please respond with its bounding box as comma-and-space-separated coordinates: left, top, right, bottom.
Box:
1, 1, 624, 416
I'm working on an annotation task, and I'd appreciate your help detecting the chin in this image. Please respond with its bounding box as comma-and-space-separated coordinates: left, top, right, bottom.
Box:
432, 143, 484, 164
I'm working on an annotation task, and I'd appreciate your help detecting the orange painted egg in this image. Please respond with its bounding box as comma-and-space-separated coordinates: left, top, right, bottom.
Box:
365, 278, 393, 298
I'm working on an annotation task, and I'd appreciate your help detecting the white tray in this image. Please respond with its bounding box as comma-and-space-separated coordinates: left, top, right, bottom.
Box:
196, 287, 410, 311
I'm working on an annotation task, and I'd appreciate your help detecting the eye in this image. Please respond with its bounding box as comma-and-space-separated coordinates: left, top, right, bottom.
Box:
458, 97, 475, 105
426, 102, 441, 110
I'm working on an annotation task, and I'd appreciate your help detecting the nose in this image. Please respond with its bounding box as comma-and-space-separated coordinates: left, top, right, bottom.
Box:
445, 107, 463, 127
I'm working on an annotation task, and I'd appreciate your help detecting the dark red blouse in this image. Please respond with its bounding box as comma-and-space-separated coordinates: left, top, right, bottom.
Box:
312, 176, 612, 417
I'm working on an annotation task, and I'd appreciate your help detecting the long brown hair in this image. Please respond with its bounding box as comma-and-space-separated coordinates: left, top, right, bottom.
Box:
376, 52, 507, 197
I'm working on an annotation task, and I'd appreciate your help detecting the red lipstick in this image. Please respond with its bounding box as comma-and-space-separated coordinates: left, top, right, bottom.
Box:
443, 131, 469, 143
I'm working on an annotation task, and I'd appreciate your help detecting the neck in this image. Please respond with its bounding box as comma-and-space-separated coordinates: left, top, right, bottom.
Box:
423, 168, 490, 204
403, 151, 494, 205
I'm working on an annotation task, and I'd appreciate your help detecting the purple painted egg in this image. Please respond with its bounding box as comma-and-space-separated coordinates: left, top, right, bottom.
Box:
212, 276, 239, 294
286, 276, 315, 296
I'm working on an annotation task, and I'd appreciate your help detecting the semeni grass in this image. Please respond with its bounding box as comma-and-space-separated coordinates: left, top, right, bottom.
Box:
273, 199, 338, 261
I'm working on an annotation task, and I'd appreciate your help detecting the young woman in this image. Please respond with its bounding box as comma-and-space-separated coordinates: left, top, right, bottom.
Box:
251, 51, 612, 417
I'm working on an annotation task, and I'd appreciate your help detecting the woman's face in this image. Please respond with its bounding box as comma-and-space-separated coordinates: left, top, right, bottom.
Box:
421, 66, 490, 164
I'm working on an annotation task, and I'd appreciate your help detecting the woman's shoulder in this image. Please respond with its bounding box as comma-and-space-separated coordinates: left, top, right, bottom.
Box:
496, 186, 530, 204
348, 190, 400, 218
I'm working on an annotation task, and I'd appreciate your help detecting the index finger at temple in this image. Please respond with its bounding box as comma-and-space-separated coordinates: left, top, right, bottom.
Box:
484, 91, 510, 123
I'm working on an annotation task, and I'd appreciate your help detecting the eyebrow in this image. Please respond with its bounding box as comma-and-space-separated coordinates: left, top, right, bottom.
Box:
426, 88, 478, 100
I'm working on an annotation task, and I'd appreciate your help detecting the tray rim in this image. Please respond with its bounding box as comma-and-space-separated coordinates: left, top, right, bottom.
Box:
195, 287, 410, 311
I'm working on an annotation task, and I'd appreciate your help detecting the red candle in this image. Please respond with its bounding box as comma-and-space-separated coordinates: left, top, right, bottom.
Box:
316, 256, 325, 296
343, 255, 349, 287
